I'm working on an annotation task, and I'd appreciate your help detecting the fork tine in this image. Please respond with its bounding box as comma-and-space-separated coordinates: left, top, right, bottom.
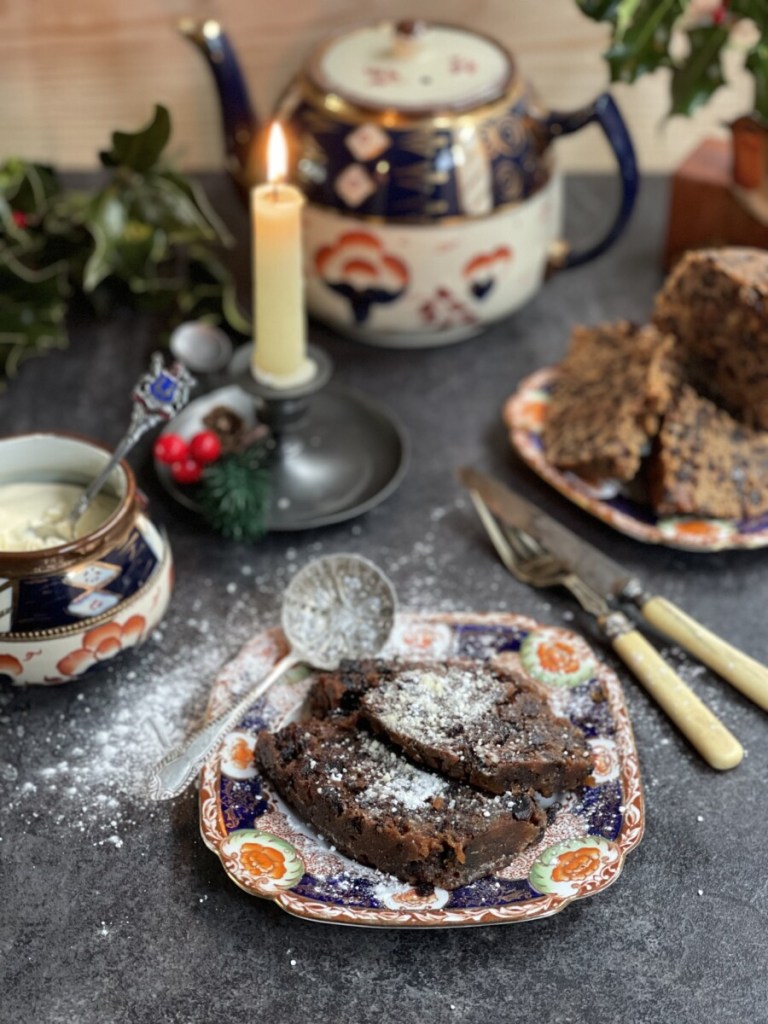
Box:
467, 489, 520, 577
499, 522, 533, 563
501, 522, 543, 560
468, 490, 567, 589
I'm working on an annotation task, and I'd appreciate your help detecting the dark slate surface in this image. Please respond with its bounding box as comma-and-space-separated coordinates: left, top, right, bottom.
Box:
2, 176, 767, 1023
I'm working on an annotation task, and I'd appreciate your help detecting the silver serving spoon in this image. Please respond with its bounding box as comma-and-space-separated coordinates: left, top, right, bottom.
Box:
147, 553, 397, 801
57, 353, 195, 541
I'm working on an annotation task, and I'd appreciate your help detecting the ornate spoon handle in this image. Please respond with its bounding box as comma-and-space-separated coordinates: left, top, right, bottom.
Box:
147, 652, 301, 800
67, 353, 195, 530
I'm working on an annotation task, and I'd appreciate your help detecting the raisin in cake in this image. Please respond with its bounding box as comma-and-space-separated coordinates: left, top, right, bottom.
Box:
312, 659, 592, 796
542, 320, 679, 481
648, 383, 768, 519
256, 716, 547, 889
654, 247, 768, 429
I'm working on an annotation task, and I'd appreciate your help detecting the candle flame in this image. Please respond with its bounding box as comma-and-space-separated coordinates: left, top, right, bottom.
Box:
267, 122, 288, 184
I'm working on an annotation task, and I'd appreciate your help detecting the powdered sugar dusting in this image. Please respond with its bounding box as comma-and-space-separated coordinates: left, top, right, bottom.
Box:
0, 490, 622, 851
0, 580, 274, 844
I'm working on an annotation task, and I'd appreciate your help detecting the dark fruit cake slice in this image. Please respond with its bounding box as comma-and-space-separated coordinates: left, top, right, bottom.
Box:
311, 659, 593, 796
654, 247, 768, 429
542, 320, 680, 481
256, 716, 548, 889
648, 383, 768, 520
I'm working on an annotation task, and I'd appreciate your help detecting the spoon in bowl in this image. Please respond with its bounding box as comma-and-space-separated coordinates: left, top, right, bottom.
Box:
147, 553, 398, 801
51, 353, 195, 543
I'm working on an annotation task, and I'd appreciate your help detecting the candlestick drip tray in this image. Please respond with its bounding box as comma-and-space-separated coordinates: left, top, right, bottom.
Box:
153, 348, 408, 533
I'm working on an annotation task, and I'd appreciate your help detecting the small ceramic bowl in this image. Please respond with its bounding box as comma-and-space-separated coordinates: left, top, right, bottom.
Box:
0, 434, 173, 685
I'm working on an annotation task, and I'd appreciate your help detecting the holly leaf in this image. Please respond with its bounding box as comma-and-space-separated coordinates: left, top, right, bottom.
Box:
0, 259, 69, 381
100, 105, 171, 173
81, 191, 127, 292
603, 0, 684, 82
161, 170, 235, 247
576, 0, 625, 19
671, 24, 730, 116
127, 172, 222, 244
730, 0, 768, 21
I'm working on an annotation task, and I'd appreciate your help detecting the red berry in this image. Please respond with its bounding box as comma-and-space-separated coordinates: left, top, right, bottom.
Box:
189, 430, 222, 464
154, 433, 189, 465
170, 456, 203, 485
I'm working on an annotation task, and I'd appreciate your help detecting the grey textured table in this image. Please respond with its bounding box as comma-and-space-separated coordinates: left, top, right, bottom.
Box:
2, 177, 766, 1024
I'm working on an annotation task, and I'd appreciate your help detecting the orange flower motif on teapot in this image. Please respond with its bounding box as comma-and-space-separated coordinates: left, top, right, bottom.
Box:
315, 231, 409, 325
464, 247, 513, 301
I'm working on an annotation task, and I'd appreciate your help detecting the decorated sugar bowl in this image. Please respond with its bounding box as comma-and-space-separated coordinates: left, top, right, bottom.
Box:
0, 434, 173, 686
184, 17, 638, 346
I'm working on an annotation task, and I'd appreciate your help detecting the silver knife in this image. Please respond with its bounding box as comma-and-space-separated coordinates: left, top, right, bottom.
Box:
458, 466, 768, 712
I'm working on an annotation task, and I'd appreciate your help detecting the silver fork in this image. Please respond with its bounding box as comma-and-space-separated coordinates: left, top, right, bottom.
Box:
467, 490, 743, 771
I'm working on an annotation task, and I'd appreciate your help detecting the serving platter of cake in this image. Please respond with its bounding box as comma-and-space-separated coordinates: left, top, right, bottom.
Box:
504, 248, 768, 551
199, 611, 644, 927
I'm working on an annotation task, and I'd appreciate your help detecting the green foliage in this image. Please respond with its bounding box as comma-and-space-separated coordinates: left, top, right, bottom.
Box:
577, 0, 768, 120
196, 444, 272, 542
0, 105, 250, 384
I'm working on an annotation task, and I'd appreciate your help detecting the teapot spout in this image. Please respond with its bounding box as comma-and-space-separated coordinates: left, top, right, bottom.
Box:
179, 18, 260, 195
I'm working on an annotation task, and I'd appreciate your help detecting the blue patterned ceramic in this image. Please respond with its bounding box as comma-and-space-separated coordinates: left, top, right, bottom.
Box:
0, 434, 173, 685
505, 367, 768, 552
200, 612, 644, 927
182, 19, 638, 347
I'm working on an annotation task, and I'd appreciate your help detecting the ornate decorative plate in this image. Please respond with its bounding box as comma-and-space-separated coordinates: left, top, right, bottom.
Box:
200, 611, 644, 927
504, 367, 768, 552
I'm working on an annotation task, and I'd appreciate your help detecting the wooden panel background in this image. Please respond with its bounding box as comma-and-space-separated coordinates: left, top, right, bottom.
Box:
0, 0, 754, 174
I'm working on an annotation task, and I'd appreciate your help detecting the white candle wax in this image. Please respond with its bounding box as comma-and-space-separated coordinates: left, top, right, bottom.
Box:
251, 181, 314, 386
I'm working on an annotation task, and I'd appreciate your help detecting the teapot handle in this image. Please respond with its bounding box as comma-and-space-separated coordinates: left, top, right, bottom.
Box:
542, 93, 639, 272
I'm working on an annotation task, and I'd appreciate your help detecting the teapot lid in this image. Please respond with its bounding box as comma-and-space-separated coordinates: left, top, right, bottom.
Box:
307, 20, 514, 114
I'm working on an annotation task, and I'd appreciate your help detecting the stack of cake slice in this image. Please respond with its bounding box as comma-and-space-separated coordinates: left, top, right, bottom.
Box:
541, 247, 768, 521
541, 320, 680, 483
256, 659, 593, 889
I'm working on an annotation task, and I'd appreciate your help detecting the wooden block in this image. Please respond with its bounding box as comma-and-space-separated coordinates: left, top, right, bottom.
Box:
663, 137, 768, 270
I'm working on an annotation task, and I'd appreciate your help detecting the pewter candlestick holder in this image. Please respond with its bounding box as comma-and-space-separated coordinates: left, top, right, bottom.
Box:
158, 341, 408, 532
235, 344, 407, 530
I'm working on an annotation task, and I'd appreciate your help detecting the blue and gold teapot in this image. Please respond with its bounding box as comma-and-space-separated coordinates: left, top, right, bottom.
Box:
183, 18, 638, 347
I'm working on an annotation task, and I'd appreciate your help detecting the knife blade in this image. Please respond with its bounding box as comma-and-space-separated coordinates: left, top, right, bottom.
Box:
458, 466, 768, 712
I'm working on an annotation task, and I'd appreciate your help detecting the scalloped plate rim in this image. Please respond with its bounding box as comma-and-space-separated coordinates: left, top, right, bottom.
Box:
199, 611, 645, 928
503, 366, 768, 552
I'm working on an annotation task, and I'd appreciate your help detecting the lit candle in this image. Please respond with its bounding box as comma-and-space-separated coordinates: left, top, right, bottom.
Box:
251, 122, 315, 386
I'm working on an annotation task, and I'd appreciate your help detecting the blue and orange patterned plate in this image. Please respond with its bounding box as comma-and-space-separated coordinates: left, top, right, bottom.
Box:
504, 367, 768, 552
199, 611, 644, 927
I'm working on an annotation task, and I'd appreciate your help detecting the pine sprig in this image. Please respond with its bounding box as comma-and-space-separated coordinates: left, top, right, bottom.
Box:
196, 444, 272, 542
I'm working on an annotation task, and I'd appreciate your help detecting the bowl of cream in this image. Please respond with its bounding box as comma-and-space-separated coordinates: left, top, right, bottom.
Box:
0, 434, 173, 685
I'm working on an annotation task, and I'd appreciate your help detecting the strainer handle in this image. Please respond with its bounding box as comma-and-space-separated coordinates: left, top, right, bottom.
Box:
147, 651, 300, 800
